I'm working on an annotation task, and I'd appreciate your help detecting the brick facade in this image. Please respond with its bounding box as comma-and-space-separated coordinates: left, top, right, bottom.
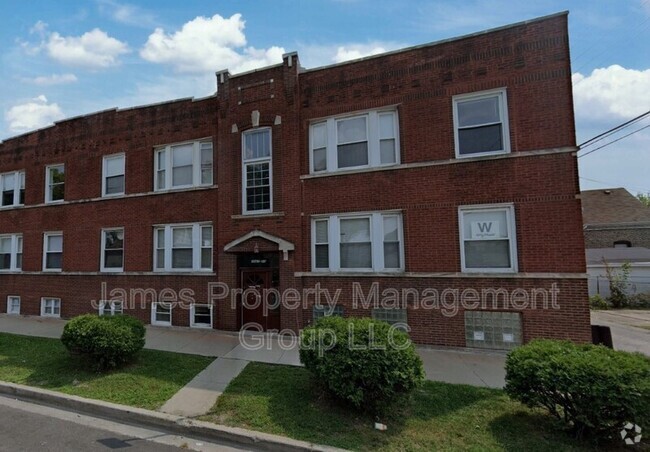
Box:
0, 12, 591, 348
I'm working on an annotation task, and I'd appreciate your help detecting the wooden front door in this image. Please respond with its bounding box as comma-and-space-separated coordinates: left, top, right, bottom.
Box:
241, 269, 273, 330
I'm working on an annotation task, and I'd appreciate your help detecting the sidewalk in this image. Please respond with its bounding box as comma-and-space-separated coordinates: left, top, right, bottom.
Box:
0, 314, 506, 390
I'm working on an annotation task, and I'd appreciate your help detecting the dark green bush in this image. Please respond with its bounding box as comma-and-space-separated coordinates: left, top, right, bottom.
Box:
61, 314, 146, 370
589, 294, 609, 310
299, 316, 424, 413
505, 339, 650, 441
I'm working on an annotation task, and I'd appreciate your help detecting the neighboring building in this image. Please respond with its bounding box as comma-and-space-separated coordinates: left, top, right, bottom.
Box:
0, 12, 591, 349
582, 188, 650, 296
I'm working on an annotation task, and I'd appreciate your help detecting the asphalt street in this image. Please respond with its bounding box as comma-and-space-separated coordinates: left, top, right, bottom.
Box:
0, 395, 252, 452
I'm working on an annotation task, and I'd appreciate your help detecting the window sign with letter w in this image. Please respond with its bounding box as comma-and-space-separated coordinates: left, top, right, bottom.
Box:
471, 221, 499, 239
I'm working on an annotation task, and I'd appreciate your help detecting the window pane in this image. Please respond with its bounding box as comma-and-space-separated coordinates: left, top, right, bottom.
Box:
201, 226, 212, 246
244, 130, 271, 160
384, 242, 400, 268
340, 243, 372, 268
380, 139, 396, 164
383, 216, 399, 241
340, 218, 370, 243
464, 240, 511, 268
105, 230, 123, 249
156, 229, 165, 247
47, 235, 63, 252
337, 142, 368, 168
463, 211, 508, 240
172, 228, 192, 247
0, 237, 10, 253
313, 148, 326, 171
172, 166, 193, 186
51, 183, 65, 201
172, 145, 193, 186
104, 250, 123, 268
379, 113, 395, 139
105, 156, 124, 176
2, 173, 14, 191
172, 249, 193, 268
46, 253, 62, 269
201, 248, 212, 268
315, 244, 329, 268
105, 175, 124, 194
315, 220, 328, 243
157, 150, 166, 170
458, 124, 503, 155
157, 169, 166, 190
0, 238, 10, 269
312, 123, 327, 149
245, 162, 270, 211
156, 249, 165, 269
155, 303, 171, 322
201, 143, 213, 185
458, 96, 500, 127
337, 117, 367, 144
194, 306, 211, 324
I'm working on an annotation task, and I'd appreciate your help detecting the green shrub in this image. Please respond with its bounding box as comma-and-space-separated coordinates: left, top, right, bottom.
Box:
299, 316, 424, 413
589, 294, 609, 310
61, 314, 146, 370
505, 339, 650, 441
627, 292, 650, 309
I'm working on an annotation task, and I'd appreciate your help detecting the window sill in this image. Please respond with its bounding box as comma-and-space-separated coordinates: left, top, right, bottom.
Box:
232, 211, 285, 220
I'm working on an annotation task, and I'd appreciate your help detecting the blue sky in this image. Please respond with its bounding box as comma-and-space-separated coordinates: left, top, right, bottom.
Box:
1, 0, 649, 195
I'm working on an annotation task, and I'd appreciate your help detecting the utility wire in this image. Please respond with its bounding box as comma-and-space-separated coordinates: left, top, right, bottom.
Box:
579, 110, 650, 148
578, 124, 650, 158
579, 176, 650, 194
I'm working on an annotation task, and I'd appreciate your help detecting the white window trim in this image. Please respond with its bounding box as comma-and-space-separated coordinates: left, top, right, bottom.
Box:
153, 223, 213, 272
0, 233, 22, 272
190, 303, 213, 328
43, 232, 63, 272
242, 127, 273, 215
309, 108, 400, 174
99, 300, 124, 316
0, 171, 25, 208
154, 140, 213, 191
7, 295, 20, 315
40, 297, 61, 318
311, 211, 405, 273
458, 203, 518, 273
102, 153, 126, 197
151, 302, 172, 326
100, 228, 124, 273
45, 164, 65, 203
452, 88, 510, 159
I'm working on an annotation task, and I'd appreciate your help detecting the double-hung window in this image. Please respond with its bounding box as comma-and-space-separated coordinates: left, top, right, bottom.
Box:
1, 171, 25, 207
99, 300, 124, 316
459, 204, 517, 273
43, 232, 63, 271
103, 154, 125, 196
7, 296, 20, 315
0, 234, 22, 272
154, 223, 212, 272
453, 89, 510, 158
154, 140, 213, 190
312, 212, 404, 272
242, 128, 272, 214
310, 109, 399, 173
45, 164, 65, 202
101, 228, 124, 272
41, 297, 61, 317
151, 302, 172, 326
190, 304, 213, 328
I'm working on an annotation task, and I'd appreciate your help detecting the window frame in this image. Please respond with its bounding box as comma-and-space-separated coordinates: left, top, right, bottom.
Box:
102, 153, 126, 197
0, 170, 25, 208
311, 211, 405, 272
98, 300, 124, 316
42, 232, 63, 272
190, 303, 213, 328
458, 203, 518, 273
309, 108, 400, 174
242, 127, 273, 215
452, 88, 510, 159
151, 302, 172, 326
7, 295, 20, 315
100, 228, 124, 272
40, 297, 61, 318
0, 233, 22, 272
153, 223, 213, 272
154, 139, 214, 191
45, 164, 65, 203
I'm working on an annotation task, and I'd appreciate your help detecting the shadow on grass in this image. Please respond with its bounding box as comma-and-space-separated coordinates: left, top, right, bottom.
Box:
206, 362, 499, 450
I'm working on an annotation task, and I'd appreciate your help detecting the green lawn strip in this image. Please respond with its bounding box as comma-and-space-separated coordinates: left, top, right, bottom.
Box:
201, 362, 609, 451
0, 332, 213, 410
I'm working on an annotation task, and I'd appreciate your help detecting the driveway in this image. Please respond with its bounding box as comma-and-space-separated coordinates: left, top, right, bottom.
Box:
590, 310, 650, 355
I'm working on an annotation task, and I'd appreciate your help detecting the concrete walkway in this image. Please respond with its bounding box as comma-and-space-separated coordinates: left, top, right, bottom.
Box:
0, 314, 507, 417
591, 309, 650, 355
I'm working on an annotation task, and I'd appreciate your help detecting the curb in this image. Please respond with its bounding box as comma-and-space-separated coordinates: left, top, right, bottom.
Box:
0, 382, 345, 452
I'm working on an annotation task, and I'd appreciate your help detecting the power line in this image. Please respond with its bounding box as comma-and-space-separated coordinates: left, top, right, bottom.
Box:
578, 124, 650, 158
579, 176, 650, 194
579, 110, 650, 148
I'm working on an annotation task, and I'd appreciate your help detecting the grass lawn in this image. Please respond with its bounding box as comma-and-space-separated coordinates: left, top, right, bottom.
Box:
0, 332, 213, 410
202, 362, 629, 452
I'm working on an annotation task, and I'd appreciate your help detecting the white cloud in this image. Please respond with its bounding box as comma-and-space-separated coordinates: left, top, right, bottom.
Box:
572, 65, 650, 121
22, 73, 78, 85
44, 28, 129, 68
333, 44, 388, 63
5, 95, 65, 133
140, 13, 285, 74
97, 0, 158, 28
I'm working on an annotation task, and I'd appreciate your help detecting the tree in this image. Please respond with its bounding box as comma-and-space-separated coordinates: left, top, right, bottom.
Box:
637, 192, 650, 207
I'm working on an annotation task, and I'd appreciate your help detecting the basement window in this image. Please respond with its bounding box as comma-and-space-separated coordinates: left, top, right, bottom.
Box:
464, 311, 522, 350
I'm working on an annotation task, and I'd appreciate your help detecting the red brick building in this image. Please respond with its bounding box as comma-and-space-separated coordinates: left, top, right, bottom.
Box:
0, 12, 590, 349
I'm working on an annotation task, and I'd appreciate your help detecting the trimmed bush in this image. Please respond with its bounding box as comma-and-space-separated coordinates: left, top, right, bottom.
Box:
61, 314, 146, 370
299, 316, 424, 413
505, 339, 650, 441
589, 294, 609, 310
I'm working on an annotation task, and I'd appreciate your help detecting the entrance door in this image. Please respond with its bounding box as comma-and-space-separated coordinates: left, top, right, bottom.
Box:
241, 269, 272, 330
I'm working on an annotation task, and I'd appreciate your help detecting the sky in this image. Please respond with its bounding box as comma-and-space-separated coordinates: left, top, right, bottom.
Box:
0, 0, 649, 195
